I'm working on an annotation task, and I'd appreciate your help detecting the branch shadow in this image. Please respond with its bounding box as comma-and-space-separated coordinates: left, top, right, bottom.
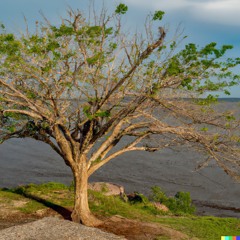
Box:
2, 188, 72, 220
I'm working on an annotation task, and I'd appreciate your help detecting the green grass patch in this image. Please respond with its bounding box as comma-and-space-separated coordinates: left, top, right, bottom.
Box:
9, 182, 74, 207
0, 187, 46, 213
0, 189, 25, 201
155, 216, 240, 240
154, 237, 171, 240
12, 182, 69, 195
89, 190, 155, 220
17, 201, 47, 214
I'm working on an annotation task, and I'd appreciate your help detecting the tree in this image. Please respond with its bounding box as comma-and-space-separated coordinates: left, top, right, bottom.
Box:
0, 4, 240, 226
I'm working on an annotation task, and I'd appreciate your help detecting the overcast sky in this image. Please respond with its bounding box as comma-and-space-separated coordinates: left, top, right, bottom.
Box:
1, 0, 240, 97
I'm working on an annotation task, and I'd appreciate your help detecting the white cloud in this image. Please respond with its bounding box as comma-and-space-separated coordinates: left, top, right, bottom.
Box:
196, 0, 240, 26
124, 0, 240, 26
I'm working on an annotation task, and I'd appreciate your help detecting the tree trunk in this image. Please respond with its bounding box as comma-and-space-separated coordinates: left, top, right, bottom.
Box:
71, 158, 102, 227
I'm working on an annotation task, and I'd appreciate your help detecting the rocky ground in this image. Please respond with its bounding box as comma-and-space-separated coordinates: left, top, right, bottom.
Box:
0, 217, 126, 240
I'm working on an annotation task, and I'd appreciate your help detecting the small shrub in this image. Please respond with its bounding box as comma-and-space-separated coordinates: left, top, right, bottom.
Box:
149, 186, 168, 203
149, 186, 196, 215
173, 191, 196, 214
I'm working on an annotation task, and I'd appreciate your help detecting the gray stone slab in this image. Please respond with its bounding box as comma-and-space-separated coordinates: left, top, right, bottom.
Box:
0, 217, 126, 240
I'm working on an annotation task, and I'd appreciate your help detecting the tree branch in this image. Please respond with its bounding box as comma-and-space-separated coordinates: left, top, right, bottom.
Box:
3, 109, 43, 120
99, 28, 166, 107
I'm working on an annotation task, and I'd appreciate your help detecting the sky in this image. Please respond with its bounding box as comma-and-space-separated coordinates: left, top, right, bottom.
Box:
1, 0, 240, 97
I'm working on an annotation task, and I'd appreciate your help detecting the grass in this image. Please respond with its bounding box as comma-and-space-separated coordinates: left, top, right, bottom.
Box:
1, 182, 240, 240
17, 200, 47, 213
155, 237, 171, 240
0, 191, 22, 202
0, 187, 47, 213
155, 216, 240, 240
88, 190, 156, 220
10, 182, 74, 206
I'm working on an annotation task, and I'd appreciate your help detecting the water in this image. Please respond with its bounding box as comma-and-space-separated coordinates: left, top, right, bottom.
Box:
0, 100, 240, 218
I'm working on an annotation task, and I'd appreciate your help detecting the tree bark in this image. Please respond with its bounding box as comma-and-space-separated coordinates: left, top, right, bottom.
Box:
71, 157, 102, 227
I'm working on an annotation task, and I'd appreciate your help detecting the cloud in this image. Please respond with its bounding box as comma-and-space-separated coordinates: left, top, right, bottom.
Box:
124, 0, 240, 26
195, 0, 240, 26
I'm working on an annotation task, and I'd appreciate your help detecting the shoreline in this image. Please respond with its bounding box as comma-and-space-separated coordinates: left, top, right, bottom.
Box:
192, 200, 240, 218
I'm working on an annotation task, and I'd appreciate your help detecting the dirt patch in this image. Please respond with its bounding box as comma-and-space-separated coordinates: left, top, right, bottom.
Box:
98, 215, 189, 240
0, 205, 58, 230
0, 212, 37, 231
0, 200, 28, 216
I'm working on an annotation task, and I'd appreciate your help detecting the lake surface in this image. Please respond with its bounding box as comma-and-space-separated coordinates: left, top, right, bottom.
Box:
0, 99, 240, 218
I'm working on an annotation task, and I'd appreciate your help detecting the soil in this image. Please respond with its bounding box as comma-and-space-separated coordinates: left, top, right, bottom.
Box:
98, 215, 189, 240
0, 204, 191, 240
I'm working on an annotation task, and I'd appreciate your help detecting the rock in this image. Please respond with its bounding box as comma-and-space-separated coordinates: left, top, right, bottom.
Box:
0, 217, 126, 240
35, 209, 48, 217
88, 182, 124, 196
152, 202, 169, 212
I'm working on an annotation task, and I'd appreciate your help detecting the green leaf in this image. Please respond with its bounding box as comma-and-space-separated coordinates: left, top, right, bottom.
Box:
224, 89, 231, 95
40, 121, 50, 129
86, 26, 102, 37
46, 41, 60, 51
3, 112, 22, 120
225, 115, 236, 121
51, 25, 74, 37
115, 3, 128, 15
153, 10, 165, 21
4, 34, 14, 42
7, 126, 16, 133
26, 90, 37, 99
201, 127, 208, 132
95, 110, 110, 118
83, 105, 93, 120
0, 23, 5, 30
91, 157, 102, 166
196, 94, 219, 106
109, 42, 117, 50
104, 27, 113, 36
166, 57, 183, 76
181, 77, 192, 86
87, 53, 104, 65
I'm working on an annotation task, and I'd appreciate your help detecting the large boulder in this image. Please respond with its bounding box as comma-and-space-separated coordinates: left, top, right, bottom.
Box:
0, 217, 126, 240
88, 182, 124, 196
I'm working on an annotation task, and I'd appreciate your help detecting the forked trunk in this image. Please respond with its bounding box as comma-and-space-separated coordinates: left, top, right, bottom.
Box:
71, 158, 102, 227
